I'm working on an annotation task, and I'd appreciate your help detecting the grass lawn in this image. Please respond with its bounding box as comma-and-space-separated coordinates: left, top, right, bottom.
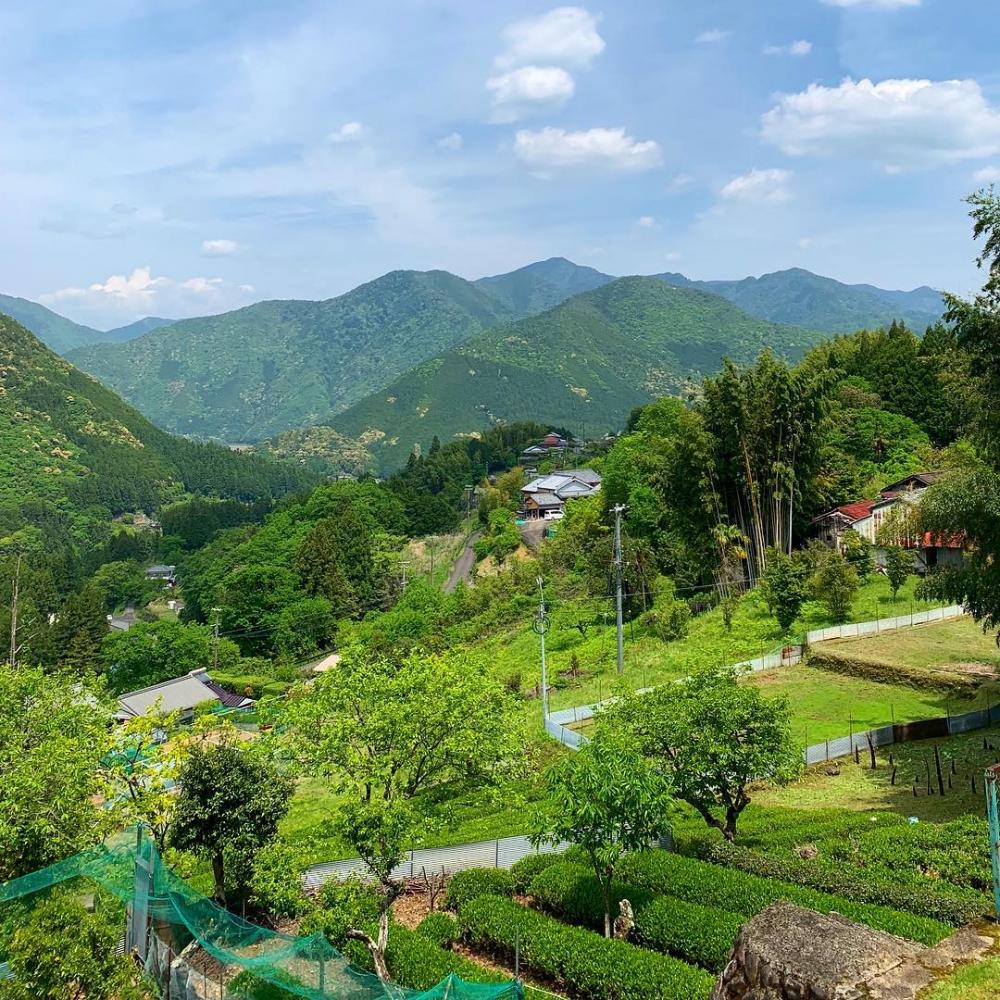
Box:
923, 952, 1000, 999
483, 574, 942, 713
824, 616, 1000, 674
754, 723, 1000, 823
745, 664, 997, 745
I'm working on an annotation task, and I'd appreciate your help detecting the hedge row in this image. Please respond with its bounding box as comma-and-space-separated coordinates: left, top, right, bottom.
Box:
417, 911, 459, 947
386, 923, 550, 1000
695, 839, 987, 926
444, 868, 516, 911
617, 851, 951, 946
459, 895, 714, 1000
510, 852, 568, 894
807, 649, 977, 695
529, 862, 742, 971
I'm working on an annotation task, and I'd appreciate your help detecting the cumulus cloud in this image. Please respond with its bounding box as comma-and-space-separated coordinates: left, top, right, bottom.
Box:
487, 65, 575, 121
41, 267, 256, 326
636, 215, 657, 228
436, 132, 463, 151
763, 40, 812, 56
495, 7, 605, 70
696, 29, 731, 44
328, 121, 365, 143
513, 127, 662, 172
822, 0, 919, 7
720, 168, 793, 203
973, 166, 1000, 183
201, 238, 241, 256
761, 78, 1000, 169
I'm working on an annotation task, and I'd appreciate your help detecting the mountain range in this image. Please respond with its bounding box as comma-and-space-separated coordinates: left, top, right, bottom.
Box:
1, 258, 946, 472
0, 312, 313, 531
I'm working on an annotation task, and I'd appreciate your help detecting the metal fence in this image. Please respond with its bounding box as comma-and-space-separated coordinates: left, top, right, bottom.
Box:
542, 604, 968, 751
302, 834, 570, 891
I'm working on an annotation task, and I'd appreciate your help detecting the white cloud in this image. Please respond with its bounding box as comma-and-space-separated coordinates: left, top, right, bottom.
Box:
201, 238, 241, 256
761, 78, 1000, 169
436, 132, 463, 151
40, 267, 256, 324
636, 215, 657, 228
513, 127, 662, 171
487, 66, 575, 122
328, 121, 365, 143
667, 173, 693, 192
973, 166, 1000, 183
763, 40, 813, 56
798, 237, 814, 249
664, 251, 682, 262
695, 29, 730, 44
822, 0, 919, 8
720, 168, 793, 203
496, 7, 605, 70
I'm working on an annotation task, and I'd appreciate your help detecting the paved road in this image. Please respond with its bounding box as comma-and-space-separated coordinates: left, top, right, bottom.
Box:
443, 530, 481, 592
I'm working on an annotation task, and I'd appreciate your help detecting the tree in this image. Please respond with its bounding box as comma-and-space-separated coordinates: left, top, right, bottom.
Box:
279, 650, 525, 978
49, 585, 109, 674
812, 554, 859, 623
606, 668, 799, 841
169, 734, 292, 905
841, 528, 874, 582
0, 890, 155, 1000
760, 548, 805, 632
102, 619, 242, 693
89, 560, 153, 612
533, 730, 672, 937
0, 664, 109, 880
883, 546, 911, 600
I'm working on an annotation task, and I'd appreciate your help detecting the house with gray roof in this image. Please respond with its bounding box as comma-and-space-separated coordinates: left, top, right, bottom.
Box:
520, 469, 602, 520
116, 669, 253, 723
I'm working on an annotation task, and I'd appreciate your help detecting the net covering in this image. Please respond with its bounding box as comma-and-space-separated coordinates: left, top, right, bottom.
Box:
0, 831, 522, 1000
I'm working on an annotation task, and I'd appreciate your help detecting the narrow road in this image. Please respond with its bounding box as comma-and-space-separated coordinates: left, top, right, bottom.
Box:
444, 530, 481, 592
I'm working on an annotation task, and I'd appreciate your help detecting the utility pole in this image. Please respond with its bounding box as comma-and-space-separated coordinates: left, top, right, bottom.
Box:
613, 505, 626, 675
211, 607, 221, 672
8, 554, 20, 669
534, 576, 550, 718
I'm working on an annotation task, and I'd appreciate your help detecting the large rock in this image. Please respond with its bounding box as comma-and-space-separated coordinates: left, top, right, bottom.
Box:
712, 902, 990, 1000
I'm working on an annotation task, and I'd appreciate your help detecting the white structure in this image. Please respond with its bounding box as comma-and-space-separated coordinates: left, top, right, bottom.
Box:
520, 469, 602, 520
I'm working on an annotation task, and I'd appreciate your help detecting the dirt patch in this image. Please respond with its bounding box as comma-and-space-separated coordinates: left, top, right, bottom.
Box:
392, 888, 434, 930
946, 662, 998, 678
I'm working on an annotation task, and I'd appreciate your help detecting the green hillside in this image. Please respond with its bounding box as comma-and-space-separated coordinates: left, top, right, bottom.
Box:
66, 270, 517, 442
475, 256, 614, 316
0, 312, 314, 536
0, 294, 106, 353
654, 267, 941, 333
331, 276, 824, 470
102, 316, 174, 342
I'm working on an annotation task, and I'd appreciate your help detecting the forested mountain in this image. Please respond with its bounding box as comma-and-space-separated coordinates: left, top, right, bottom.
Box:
475, 257, 614, 315
0, 293, 105, 353
653, 267, 942, 334
66, 270, 518, 442
0, 312, 315, 548
329, 276, 824, 470
102, 316, 174, 342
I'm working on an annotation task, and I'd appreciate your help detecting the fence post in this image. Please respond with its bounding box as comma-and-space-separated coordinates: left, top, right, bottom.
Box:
495, 839, 500, 869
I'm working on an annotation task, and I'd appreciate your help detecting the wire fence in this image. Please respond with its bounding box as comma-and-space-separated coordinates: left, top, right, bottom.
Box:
302, 834, 571, 892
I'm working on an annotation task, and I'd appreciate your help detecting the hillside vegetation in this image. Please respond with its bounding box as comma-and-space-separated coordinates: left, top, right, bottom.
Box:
67, 270, 519, 442
0, 293, 106, 353
0, 311, 314, 542
331, 276, 823, 469
655, 267, 941, 333
474, 256, 614, 315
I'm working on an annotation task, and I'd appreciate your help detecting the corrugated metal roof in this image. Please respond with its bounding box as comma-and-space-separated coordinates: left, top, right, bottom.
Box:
117, 669, 219, 718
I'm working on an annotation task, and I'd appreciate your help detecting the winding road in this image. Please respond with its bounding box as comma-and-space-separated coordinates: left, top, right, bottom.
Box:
443, 530, 482, 592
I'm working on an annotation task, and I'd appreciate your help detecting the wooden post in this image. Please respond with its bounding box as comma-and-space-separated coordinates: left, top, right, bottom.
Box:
934, 745, 946, 796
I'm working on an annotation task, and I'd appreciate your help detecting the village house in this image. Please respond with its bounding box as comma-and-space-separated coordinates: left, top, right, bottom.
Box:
520, 469, 602, 520
810, 471, 961, 571
115, 668, 254, 724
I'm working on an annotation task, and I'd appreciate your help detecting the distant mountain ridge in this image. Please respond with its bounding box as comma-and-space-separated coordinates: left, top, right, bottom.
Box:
103, 316, 174, 342
0, 294, 105, 353
474, 257, 614, 315
328, 275, 827, 470
652, 267, 942, 334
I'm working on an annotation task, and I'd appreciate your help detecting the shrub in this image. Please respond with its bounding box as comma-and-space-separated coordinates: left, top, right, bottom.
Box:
249, 841, 312, 919
640, 600, 690, 641
416, 911, 458, 948
444, 868, 516, 911
459, 895, 714, 1000
807, 649, 977, 695
530, 862, 742, 971
511, 852, 566, 893
696, 840, 986, 926
617, 851, 950, 945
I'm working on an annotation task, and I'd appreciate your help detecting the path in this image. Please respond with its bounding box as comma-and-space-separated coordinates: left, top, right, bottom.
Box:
444, 530, 481, 593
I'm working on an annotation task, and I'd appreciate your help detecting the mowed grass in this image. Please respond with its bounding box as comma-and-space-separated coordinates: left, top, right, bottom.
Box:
825, 615, 1000, 674
745, 664, 996, 745
754, 723, 1000, 822
486, 574, 940, 713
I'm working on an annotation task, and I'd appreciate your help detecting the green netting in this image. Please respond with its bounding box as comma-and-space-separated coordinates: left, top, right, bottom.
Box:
0, 830, 522, 1000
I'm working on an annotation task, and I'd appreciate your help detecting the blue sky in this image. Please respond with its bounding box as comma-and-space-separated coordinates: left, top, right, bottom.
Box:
2, 0, 999, 328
